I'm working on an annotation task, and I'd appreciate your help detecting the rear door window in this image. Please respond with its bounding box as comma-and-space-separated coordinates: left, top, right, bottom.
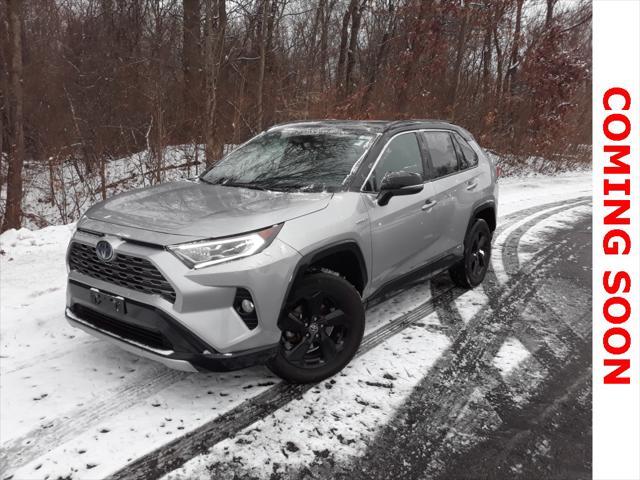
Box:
422, 131, 458, 178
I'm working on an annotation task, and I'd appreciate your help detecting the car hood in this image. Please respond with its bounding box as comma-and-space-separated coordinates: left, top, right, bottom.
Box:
84, 181, 332, 240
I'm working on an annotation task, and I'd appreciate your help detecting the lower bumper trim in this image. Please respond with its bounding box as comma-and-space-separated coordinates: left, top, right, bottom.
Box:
66, 308, 198, 372
65, 307, 279, 372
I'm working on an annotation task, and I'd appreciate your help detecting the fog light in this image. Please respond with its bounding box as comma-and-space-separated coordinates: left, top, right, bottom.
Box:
241, 299, 255, 314
234, 288, 258, 329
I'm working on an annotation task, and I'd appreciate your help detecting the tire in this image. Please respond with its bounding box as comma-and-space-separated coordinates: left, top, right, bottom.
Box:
449, 218, 492, 288
267, 272, 365, 383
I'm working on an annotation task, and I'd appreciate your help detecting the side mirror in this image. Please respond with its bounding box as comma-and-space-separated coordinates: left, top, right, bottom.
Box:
377, 171, 424, 206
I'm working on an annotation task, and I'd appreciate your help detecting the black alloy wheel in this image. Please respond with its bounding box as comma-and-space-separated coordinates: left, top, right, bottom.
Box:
450, 218, 493, 288
468, 227, 490, 282
267, 272, 365, 383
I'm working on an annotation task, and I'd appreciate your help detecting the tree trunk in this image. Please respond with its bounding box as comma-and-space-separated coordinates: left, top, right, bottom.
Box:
256, 0, 269, 131
2, 0, 24, 232
231, 64, 246, 144
545, 0, 556, 28
203, 0, 227, 165
319, 0, 333, 93
449, 1, 471, 120
182, 0, 201, 138
361, 0, 394, 109
396, 0, 432, 112
0, 18, 5, 173
507, 0, 524, 98
344, 0, 364, 97
316, 0, 327, 90
336, 0, 356, 100
481, 23, 491, 101
152, 101, 164, 184
310, 0, 322, 73
493, 26, 504, 105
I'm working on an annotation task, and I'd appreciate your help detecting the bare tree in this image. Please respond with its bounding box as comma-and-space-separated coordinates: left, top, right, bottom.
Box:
336, 0, 357, 100
203, 0, 227, 165
546, 0, 557, 27
2, 0, 24, 231
361, 0, 395, 109
344, 0, 365, 97
183, 0, 202, 139
506, 0, 525, 98
396, 0, 434, 112
449, 1, 472, 120
256, 0, 270, 131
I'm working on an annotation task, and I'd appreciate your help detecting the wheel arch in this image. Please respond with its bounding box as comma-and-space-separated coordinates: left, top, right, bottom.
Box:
279, 241, 368, 319
468, 200, 497, 234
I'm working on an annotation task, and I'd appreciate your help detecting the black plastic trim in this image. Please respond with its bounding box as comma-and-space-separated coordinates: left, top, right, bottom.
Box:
189, 344, 279, 372
69, 280, 210, 353
468, 199, 497, 233
365, 251, 462, 307
279, 241, 368, 318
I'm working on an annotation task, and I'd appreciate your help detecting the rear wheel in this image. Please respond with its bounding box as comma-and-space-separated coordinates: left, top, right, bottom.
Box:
449, 218, 492, 288
267, 272, 364, 383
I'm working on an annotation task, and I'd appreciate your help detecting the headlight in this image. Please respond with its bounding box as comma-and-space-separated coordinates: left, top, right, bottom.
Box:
167, 224, 283, 269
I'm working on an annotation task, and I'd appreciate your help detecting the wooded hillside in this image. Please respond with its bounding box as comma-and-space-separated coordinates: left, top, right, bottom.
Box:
0, 0, 592, 231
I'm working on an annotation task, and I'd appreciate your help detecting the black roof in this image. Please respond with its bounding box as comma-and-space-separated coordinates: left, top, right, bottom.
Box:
269, 119, 473, 140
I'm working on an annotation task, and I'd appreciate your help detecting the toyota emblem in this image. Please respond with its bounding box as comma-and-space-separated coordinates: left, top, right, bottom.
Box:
95, 240, 115, 262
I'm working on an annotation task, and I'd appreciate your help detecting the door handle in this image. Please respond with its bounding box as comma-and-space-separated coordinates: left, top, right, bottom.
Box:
422, 199, 438, 211
466, 181, 478, 191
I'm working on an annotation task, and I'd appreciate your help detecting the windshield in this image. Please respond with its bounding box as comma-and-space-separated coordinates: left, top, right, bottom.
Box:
200, 128, 376, 192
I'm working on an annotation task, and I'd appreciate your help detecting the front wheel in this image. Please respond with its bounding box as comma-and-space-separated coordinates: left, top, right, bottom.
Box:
449, 218, 492, 288
267, 272, 365, 383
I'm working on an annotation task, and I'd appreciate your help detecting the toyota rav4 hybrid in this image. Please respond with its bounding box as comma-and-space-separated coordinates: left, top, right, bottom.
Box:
65, 120, 498, 383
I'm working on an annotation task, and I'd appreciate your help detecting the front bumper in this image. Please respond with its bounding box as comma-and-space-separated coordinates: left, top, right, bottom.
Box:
66, 227, 301, 370
65, 306, 278, 372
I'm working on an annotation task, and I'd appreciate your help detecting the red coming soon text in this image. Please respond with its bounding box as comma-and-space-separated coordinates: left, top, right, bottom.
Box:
602, 87, 632, 384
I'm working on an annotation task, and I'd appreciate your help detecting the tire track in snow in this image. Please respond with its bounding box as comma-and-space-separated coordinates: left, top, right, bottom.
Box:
434, 198, 591, 385
340, 213, 590, 480
0, 365, 189, 475
494, 196, 591, 239
501, 200, 590, 276
436, 238, 592, 479
482, 196, 590, 300
3, 338, 98, 375
441, 370, 591, 479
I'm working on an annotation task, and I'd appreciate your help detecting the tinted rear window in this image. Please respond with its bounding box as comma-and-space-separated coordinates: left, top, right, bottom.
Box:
423, 131, 458, 178
454, 133, 479, 169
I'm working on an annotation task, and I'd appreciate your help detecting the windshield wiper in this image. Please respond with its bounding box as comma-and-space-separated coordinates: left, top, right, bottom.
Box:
203, 176, 314, 192
218, 181, 272, 192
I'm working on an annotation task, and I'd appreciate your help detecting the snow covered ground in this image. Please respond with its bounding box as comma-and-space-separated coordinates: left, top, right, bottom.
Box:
0, 171, 591, 480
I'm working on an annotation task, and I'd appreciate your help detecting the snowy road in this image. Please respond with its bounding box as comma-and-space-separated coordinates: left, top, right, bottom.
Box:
0, 173, 592, 480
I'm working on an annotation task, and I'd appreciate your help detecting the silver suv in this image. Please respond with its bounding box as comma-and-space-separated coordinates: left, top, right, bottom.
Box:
65, 120, 497, 383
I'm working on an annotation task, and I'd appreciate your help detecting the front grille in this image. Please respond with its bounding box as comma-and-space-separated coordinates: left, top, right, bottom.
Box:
73, 304, 172, 350
68, 242, 177, 303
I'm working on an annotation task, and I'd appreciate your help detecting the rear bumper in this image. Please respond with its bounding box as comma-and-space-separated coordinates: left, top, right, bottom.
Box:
65, 303, 279, 372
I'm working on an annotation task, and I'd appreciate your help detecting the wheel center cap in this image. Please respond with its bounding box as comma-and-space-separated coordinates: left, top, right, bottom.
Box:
308, 322, 319, 335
